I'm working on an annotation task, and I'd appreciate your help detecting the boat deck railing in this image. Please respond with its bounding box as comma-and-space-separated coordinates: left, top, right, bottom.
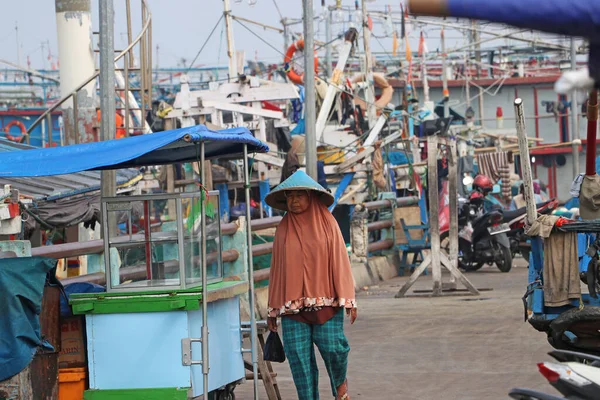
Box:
25, 0, 153, 144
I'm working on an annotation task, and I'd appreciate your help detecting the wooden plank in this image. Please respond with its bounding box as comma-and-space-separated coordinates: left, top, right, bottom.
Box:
427, 136, 442, 296
514, 98, 537, 225
394, 206, 422, 244
440, 252, 480, 295
394, 254, 431, 298
201, 101, 284, 120
255, 333, 279, 400
254, 153, 285, 168
336, 131, 402, 173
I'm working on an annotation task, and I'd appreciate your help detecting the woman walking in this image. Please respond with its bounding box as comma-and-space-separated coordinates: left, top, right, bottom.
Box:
265, 170, 357, 400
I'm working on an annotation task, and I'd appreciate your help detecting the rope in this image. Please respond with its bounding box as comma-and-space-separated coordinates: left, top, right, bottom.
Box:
234, 18, 389, 113
187, 15, 224, 73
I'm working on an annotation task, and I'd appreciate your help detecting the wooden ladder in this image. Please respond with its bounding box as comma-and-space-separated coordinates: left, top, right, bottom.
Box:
243, 322, 282, 400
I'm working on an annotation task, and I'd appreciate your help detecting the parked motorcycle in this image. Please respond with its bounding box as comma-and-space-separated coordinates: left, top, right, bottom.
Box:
508, 388, 566, 400
536, 350, 600, 399
508, 350, 600, 400
441, 192, 513, 272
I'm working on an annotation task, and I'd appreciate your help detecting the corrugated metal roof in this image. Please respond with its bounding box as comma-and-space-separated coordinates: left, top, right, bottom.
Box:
0, 139, 142, 200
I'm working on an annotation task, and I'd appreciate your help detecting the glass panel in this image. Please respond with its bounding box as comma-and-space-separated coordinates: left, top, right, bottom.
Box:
102, 191, 223, 292
183, 192, 222, 288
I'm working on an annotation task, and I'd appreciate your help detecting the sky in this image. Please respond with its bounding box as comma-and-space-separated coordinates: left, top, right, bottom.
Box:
1, 0, 573, 74
1, 0, 416, 71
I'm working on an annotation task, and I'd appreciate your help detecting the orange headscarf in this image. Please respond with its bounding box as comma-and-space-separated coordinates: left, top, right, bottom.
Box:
267, 194, 356, 317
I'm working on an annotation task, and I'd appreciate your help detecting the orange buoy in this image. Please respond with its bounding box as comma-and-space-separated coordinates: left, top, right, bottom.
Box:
283, 39, 319, 85
4, 120, 27, 142
352, 73, 394, 114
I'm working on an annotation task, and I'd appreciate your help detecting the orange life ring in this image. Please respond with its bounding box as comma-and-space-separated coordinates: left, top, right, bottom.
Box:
352, 73, 394, 115
4, 120, 26, 142
284, 39, 319, 85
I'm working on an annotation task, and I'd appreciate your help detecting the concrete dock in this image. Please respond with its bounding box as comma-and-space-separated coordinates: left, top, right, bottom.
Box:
237, 260, 561, 399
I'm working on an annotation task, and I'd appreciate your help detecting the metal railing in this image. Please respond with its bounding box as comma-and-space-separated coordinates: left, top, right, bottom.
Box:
35, 196, 421, 284
25, 0, 153, 144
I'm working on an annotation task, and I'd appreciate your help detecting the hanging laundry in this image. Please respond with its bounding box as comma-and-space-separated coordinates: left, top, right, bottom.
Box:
392, 31, 398, 57
526, 215, 580, 307
476, 151, 511, 197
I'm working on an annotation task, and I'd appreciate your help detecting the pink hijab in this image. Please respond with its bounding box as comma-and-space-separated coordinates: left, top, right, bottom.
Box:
267, 194, 356, 317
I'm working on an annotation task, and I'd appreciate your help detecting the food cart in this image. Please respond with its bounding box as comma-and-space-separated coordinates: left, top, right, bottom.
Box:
0, 124, 268, 399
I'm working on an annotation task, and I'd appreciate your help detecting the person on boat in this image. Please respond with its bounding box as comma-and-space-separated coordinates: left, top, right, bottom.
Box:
265, 170, 357, 400
509, 183, 543, 210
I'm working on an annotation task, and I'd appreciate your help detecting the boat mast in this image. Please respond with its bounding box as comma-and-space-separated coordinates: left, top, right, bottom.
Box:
223, 0, 238, 80
361, 0, 376, 128
15, 22, 21, 67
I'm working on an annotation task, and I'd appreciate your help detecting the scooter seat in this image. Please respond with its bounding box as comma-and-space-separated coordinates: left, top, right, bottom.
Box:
502, 201, 554, 223
502, 209, 525, 222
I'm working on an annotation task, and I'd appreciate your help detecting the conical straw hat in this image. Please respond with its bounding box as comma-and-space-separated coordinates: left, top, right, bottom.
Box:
265, 170, 334, 211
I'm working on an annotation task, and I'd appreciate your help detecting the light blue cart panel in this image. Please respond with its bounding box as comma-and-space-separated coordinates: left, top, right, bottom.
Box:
85, 296, 245, 394
86, 311, 190, 390
189, 296, 245, 396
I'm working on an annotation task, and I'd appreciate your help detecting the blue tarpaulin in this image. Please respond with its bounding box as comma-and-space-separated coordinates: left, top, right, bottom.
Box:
0, 125, 268, 178
447, 0, 600, 40
0, 257, 56, 381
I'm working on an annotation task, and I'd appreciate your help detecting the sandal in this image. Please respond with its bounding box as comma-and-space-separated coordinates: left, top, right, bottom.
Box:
336, 379, 349, 400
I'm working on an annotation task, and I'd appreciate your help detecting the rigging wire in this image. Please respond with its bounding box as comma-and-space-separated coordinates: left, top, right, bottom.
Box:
187, 15, 224, 73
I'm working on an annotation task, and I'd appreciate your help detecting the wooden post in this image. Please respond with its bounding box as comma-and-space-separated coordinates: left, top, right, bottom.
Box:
395, 135, 479, 298
514, 98, 544, 272
447, 138, 458, 286
428, 136, 442, 295
514, 99, 537, 225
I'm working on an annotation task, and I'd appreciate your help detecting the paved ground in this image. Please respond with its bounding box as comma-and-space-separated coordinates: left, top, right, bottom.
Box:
237, 259, 561, 399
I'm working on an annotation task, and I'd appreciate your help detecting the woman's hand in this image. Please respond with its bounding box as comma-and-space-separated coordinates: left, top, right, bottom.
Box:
267, 317, 278, 332
346, 308, 357, 324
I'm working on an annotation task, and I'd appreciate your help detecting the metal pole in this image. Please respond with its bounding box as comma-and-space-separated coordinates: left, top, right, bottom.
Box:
441, 28, 449, 118
243, 144, 260, 399
325, 8, 333, 77
282, 18, 289, 55
585, 90, 599, 177
303, 0, 318, 180
99, 0, 116, 203
200, 142, 210, 399
223, 0, 238, 80
362, 0, 376, 127
126, 0, 133, 66
15, 22, 21, 66
571, 38, 580, 177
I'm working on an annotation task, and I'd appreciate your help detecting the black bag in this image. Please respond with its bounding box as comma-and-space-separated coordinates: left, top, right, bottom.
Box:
263, 331, 286, 363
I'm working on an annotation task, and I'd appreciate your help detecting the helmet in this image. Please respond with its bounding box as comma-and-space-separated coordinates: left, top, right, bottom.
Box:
473, 175, 493, 194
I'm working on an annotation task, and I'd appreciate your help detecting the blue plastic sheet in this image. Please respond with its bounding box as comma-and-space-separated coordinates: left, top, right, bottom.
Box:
0, 125, 268, 178
0, 257, 56, 381
447, 0, 600, 40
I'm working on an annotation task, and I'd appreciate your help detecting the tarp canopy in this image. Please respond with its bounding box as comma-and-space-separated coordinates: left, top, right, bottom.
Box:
443, 0, 600, 40
0, 125, 268, 178
0, 257, 57, 381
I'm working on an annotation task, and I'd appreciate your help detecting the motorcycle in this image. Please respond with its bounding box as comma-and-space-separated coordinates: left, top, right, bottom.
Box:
441, 192, 513, 273
508, 350, 600, 400
537, 350, 600, 399
508, 388, 566, 400
503, 199, 560, 262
